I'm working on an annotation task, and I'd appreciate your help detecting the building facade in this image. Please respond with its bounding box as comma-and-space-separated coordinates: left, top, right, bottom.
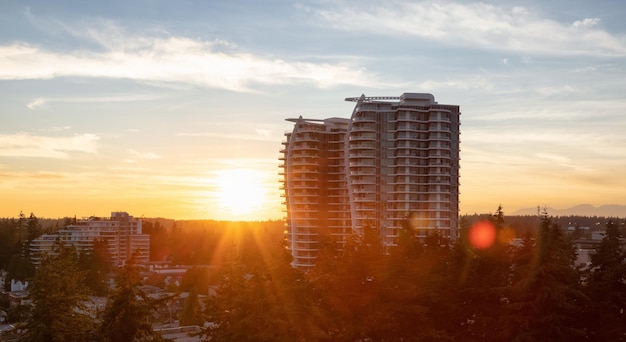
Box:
30, 211, 150, 267
280, 93, 460, 268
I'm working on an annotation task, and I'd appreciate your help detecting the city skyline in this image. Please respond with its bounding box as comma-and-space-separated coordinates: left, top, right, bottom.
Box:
1, 1, 625, 220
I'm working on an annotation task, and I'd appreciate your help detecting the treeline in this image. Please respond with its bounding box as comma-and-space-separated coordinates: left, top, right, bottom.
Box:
0, 215, 285, 287
143, 215, 622, 268
199, 209, 625, 341
142, 219, 285, 265
2, 211, 625, 340
0, 212, 79, 290
462, 213, 623, 238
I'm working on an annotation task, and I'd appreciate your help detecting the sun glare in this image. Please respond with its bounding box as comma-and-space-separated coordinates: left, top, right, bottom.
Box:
214, 169, 267, 217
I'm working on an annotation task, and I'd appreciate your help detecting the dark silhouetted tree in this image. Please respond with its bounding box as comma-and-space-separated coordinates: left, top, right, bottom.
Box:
445, 206, 513, 341
25, 213, 43, 256
179, 289, 202, 326
25, 242, 95, 341
507, 214, 588, 341
585, 220, 626, 340
100, 260, 164, 341
203, 238, 319, 341
78, 239, 111, 296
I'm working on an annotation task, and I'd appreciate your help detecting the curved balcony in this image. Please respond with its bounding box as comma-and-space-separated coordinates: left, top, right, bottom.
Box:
348, 154, 377, 161
429, 132, 451, 140
349, 133, 377, 141
428, 152, 451, 159
349, 177, 376, 185
350, 124, 377, 133
292, 135, 319, 143
289, 168, 318, 175
289, 159, 318, 166
352, 115, 377, 123
429, 124, 451, 133
349, 169, 377, 176
349, 144, 376, 151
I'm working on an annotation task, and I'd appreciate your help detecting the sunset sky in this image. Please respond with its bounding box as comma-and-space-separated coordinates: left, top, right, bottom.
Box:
1, 0, 625, 220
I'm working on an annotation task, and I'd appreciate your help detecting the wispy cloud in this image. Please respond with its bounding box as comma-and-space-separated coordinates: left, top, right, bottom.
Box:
536, 152, 572, 165
0, 133, 100, 159
418, 74, 494, 91
0, 22, 380, 91
124, 149, 161, 163
39, 126, 72, 132
176, 132, 278, 142
25, 94, 162, 110
26, 98, 46, 109
310, 1, 626, 57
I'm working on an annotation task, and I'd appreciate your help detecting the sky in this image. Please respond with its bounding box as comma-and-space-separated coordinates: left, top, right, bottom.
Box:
1, 0, 625, 220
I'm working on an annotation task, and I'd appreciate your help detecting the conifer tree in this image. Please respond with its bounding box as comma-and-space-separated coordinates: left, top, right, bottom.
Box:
203, 249, 281, 341
179, 289, 202, 326
25, 242, 95, 342
585, 220, 626, 340
25, 213, 43, 257
78, 239, 111, 296
446, 207, 512, 341
388, 218, 452, 341
507, 214, 587, 341
100, 260, 164, 341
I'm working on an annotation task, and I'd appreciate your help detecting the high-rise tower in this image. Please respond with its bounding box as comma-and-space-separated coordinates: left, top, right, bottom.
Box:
280, 93, 460, 268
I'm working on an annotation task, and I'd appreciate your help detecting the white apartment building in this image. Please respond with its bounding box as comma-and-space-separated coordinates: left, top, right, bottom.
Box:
280, 93, 460, 268
30, 212, 150, 267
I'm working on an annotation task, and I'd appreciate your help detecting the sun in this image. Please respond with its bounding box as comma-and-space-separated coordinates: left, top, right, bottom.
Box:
214, 169, 267, 217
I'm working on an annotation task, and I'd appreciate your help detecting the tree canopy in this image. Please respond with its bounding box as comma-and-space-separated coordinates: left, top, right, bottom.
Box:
25, 242, 95, 342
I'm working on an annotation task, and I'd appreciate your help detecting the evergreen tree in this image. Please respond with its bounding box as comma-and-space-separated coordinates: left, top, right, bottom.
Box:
179, 289, 202, 326
6, 254, 35, 287
24, 213, 43, 258
100, 261, 164, 342
203, 239, 319, 341
388, 221, 453, 341
445, 207, 512, 341
266, 245, 322, 341
585, 220, 626, 340
1, 214, 36, 289
78, 239, 111, 296
203, 250, 269, 341
309, 226, 452, 341
25, 242, 95, 342
507, 214, 588, 341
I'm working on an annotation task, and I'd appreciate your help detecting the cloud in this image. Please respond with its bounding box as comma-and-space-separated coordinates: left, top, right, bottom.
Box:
310, 1, 626, 57
39, 126, 72, 132
0, 133, 100, 159
27, 98, 45, 109
125, 149, 161, 163
535, 152, 571, 164
255, 128, 271, 137
572, 18, 600, 29
0, 23, 380, 91
176, 132, 278, 142
418, 74, 494, 91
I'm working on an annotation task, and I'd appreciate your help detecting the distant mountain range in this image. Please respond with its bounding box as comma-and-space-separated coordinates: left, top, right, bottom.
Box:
513, 204, 626, 217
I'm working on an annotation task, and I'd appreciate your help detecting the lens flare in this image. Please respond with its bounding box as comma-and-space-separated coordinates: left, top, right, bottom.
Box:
469, 220, 496, 249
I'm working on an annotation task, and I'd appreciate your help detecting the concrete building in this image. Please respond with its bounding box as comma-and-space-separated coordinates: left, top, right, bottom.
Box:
30, 212, 150, 267
280, 93, 461, 268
